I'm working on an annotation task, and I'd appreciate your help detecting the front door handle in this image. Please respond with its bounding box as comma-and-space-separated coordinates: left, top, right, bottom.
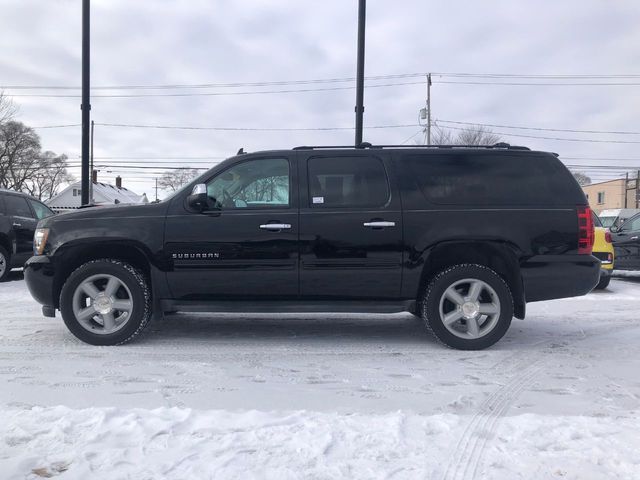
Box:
632, 236, 639, 240
259, 223, 291, 231
363, 221, 396, 228
12, 223, 22, 228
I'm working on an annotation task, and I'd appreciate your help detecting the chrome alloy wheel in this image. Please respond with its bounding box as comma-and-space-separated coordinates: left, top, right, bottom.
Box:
0, 252, 6, 278
438, 278, 501, 339
72, 274, 133, 334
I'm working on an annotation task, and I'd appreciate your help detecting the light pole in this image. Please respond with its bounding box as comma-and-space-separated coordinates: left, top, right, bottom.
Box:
354, 0, 366, 147
81, 0, 91, 205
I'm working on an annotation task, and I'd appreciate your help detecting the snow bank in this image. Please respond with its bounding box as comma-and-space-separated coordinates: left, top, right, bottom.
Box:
2, 407, 639, 480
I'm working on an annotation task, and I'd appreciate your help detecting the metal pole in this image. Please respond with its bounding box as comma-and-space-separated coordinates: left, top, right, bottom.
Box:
155, 178, 158, 202
354, 0, 366, 147
426, 73, 432, 145
81, 0, 91, 206
625, 172, 629, 208
636, 170, 640, 208
89, 119, 94, 203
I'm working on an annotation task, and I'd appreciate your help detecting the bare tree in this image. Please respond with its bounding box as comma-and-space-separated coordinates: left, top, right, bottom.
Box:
0, 121, 42, 191
22, 152, 74, 200
425, 124, 502, 146
0, 121, 72, 199
158, 168, 200, 192
0, 92, 17, 125
572, 171, 591, 186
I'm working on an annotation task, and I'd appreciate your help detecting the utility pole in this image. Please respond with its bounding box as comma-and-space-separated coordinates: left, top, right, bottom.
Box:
354, 0, 366, 147
426, 73, 432, 145
625, 172, 629, 208
80, 0, 91, 206
155, 178, 159, 202
89, 119, 94, 203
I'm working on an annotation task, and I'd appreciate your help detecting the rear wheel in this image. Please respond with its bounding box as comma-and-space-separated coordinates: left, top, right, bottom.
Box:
422, 264, 513, 350
0, 246, 10, 282
595, 274, 611, 290
60, 259, 151, 345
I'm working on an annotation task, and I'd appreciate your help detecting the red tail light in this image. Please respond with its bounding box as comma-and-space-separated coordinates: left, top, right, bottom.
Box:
577, 205, 595, 254
605, 231, 612, 243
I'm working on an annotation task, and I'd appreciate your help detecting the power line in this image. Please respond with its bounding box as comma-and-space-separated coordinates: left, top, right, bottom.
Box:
31, 123, 82, 129
434, 81, 640, 86
437, 119, 640, 136
0, 73, 427, 90
437, 124, 640, 144
95, 122, 418, 131
3, 80, 426, 98
5, 72, 640, 90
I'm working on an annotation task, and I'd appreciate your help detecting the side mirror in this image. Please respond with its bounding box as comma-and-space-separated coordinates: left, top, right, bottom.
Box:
609, 225, 619, 233
187, 184, 209, 212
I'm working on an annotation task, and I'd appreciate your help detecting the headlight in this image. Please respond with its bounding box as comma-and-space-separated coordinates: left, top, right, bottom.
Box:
34, 228, 50, 255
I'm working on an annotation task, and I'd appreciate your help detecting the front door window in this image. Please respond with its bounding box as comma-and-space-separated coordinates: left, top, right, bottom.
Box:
206, 158, 290, 209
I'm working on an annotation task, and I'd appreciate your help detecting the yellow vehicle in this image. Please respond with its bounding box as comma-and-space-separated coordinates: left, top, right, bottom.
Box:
592, 212, 614, 289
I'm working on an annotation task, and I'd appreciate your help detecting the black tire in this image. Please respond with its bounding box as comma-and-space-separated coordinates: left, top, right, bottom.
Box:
60, 259, 151, 345
595, 274, 611, 290
422, 264, 513, 350
0, 246, 10, 282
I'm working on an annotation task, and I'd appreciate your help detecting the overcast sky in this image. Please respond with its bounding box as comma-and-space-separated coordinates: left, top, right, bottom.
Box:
2, 0, 640, 198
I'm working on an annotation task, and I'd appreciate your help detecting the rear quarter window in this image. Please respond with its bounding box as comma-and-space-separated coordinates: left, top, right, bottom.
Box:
403, 152, 583, 206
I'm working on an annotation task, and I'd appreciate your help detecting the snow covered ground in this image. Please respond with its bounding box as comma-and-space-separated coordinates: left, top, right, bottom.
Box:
1, 271, 640, 479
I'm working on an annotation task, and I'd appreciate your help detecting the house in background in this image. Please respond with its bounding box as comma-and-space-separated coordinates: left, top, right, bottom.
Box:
582, 178, 638, 214
47, 175, 148, 212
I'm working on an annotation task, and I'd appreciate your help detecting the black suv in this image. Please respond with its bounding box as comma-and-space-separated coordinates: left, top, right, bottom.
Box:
24, 144, 599, 350
0, 189, 54, 281
611, 212, 640, 270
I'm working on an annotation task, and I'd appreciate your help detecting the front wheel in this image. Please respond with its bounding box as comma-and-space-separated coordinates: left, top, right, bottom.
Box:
60, 259, 151, 345
422, 264, 513, 350
0, 246, 10, 282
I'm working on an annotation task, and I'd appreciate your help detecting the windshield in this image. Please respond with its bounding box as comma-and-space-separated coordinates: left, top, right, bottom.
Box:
599, 216, 616, 228
592, 212, 603, 228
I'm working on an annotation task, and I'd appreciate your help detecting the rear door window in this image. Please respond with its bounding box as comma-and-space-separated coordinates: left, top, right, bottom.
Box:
4, 195, 34, 218
403, 153, 582, 206
307, 156, 389, 208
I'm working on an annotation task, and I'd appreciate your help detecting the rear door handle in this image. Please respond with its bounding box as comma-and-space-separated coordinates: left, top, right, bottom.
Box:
632, 236, 639, 240
12, 223, 22, 228
259, 223, 291, 230
363, 221, 396, 228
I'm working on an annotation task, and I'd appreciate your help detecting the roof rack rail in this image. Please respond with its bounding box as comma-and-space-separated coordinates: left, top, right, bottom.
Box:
293, 142, 530, 151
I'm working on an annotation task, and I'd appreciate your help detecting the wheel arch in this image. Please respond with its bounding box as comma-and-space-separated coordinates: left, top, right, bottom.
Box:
0, 233, 11, 255
52, 240, 154, 308
417, 240, 526, 319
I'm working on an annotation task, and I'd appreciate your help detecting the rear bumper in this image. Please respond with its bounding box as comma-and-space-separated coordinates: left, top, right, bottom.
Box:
521, 254, 600, 302
24, 255, 56, 310
599, 267, 612, 279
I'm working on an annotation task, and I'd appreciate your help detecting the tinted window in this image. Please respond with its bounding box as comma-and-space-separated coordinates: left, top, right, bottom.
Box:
404, 153, 582, 206
308, 156, 389, 208
622, 215, 640, 232
206, 157, 289, 209
29, 199, 54, 220
4, 195, 33, 218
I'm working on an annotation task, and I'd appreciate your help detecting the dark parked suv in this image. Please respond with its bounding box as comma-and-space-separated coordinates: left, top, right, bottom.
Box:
0, 189, 54, 281
24, 144, 599, 350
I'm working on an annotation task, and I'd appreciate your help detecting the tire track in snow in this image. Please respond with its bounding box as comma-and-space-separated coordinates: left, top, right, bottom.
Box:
440, 354, 546, 480
441, 321, 640, 480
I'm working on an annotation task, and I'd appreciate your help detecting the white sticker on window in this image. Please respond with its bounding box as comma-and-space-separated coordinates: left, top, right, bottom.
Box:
312, 196, 324, 204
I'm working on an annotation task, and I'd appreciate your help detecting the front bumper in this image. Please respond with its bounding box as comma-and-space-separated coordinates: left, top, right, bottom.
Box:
24, 255, 56, 311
